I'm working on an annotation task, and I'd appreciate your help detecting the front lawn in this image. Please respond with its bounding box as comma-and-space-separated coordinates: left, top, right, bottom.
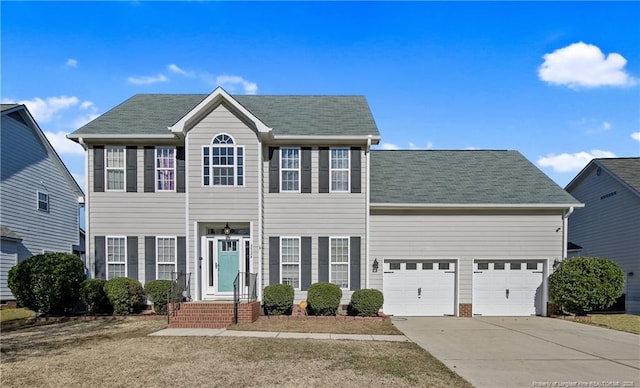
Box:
1, 319, 471, 388
576, 314, 640, 334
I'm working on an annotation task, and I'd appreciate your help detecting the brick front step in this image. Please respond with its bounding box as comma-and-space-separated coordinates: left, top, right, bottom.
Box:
168, 301, 261, 328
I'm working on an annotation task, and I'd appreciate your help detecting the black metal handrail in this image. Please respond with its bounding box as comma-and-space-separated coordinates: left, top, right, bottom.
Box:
167, 271, 191, 324
233, 271, 257, 324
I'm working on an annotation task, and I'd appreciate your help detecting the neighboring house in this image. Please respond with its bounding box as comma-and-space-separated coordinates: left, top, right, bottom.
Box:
68, 88, 580, 317
566, 158, 640, 314
1, 104, 85, 302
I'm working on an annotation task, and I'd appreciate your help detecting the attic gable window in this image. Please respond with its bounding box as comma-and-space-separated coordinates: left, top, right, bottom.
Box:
37, 192, 49, 212
105, 146, 125, 191
203, 134, 244, 187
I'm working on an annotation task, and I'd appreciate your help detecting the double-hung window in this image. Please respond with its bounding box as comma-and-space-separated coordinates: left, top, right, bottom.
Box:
106, 237, 126, 279
280, 147, 300, 192
105, 146, 125, 191
203, 134, 244, 186
330, 237, 349, 289
156, 148, 175, 191
157, 237, 176, 280
37, 192, 49, 212
330, 148, 350, 192
280, 237, 300, 289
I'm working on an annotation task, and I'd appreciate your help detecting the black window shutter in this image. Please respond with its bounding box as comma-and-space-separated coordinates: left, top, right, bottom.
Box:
95, 236, 106, 279
177, 236, 186, 275
350, 236, 361, 290
318, 237, 329, 282
93, 146, 105, 192
144, 146, 155, 192
127, 236, 138, 279
145, 236, 156, 282
268, 147, 279, 193
301, 237, 312, 290
269, 237, 280, 285
301, 147, 311, 193
319, 148, 329, 193
351, 147, 361, 194
126, 147, 137, 192
176, 147, 185, 193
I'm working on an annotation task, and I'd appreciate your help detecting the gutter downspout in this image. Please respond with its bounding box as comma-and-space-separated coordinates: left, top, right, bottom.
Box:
257, 142, 263, 302
562, 206, 575, 260
365, 135, 372, 289
78, 137, 90, 278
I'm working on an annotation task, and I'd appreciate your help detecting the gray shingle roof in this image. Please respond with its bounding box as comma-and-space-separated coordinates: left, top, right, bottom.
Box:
370, 150, 581, 205
596, 158, 640, 194
0, 226, 21, 240
1, 104, 21, 112
69, 94, 379, 137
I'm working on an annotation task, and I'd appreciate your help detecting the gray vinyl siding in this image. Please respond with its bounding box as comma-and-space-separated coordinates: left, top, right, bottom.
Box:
568, 168, 640, 314
369, 210, 564, 304
186, 103, 261, 298
263, 147, 367, 303
0, 115, 80, 265
87, 146, 185, 284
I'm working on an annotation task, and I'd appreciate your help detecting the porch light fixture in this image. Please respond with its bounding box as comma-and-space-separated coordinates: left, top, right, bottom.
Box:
223, 223, 233, 240
372, 258, 379, 273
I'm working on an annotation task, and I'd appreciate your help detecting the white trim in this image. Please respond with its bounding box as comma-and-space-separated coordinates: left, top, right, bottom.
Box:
280, 236, 301, 290
69, 133, 177, 140
257, 144, 263, 302
155, 147, 177, 192
329, 147, 350, 193
202, 134, 245, 187
365, 136, 371, 288
271, 135, 381, 143
169, 87, 271, 134
185, 134, 190, 299
37, 191, 49, 212
329, 237, 350, 290
156, 236, 177, 280
370, 203, 585, 210
106, 236, 127, 280
105, 146, 126, 192
280, 147, 301, 193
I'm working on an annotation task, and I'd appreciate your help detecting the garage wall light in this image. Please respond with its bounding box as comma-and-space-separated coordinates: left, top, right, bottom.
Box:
372, 258, 379, 273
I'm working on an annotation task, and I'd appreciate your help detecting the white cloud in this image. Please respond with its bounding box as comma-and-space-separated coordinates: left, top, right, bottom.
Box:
464, 146, 479, 150
379, 142, 400, 150
631, 132, 640, 142
44, 131, 85, 155
538, 42, 637, 88
537, 150, 616, 173
1, 96, 79, 123
128, 73, 168, 85
216, 75, 258, 94
602, 121, 612, 130
167, 63, 192, 77
408, 141, 434, 150
65, 58, 78, 68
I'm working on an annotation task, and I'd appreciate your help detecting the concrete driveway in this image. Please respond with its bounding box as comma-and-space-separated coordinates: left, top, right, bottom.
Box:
393, 317, 639, 388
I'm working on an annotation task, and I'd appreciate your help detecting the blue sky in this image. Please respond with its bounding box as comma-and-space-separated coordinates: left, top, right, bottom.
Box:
2, 1, 639, 191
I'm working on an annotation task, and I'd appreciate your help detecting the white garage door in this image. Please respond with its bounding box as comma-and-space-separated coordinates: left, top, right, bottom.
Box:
383, 260, 456, 316
473, 261, 544, 316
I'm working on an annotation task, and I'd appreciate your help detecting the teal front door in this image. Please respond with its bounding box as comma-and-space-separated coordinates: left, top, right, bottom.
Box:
218, 240, 240, 292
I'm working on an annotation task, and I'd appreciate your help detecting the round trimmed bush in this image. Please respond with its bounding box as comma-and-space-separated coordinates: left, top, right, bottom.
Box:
80, 279, 112, 315
307, 282, 342, 316
349, 289, 384, 317
549, 257, 624, 315
8, 252, 85, 315
263, 284, 294, 315
104, 277, 145, 315
144, 280, 184, 314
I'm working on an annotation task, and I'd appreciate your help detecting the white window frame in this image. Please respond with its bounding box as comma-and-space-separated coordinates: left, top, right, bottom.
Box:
280, 237, 301, 290
330, 148, 350, 193
155, 147, 176, 192
106, 236, 127, 280
329, 237, 350, 290
202, 134, 245, 187
280, 147, 301, 193
156, 236, 177, 281
37, 191, 49, 212
105, 146, 126, 191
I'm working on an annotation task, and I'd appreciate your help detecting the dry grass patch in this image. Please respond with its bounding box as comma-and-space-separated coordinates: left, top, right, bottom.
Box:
229, 316, 402, 335
577, 314, 640, 334
1, 319, 470, 388
0, 308, 35, 323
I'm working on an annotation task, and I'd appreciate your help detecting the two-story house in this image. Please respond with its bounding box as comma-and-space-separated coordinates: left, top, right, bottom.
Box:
68, 88, 581, 320
1, 104, 84, 302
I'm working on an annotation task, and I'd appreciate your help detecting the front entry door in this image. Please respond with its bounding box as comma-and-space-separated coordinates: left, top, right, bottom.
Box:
217, 239, 239, 293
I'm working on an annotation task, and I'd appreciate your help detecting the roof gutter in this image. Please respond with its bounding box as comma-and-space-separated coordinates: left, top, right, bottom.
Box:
370, 203, 585, 210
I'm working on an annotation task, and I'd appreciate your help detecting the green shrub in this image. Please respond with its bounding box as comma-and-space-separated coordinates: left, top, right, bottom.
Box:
103, 277, 145, 315
263, 284, 295, 315
349, 289, 384, 317
80, 279, 112, 315
307, 282, 342, 316
549, 257, 624, 315
144, 280, 184, 314
8, 253, 85, 315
